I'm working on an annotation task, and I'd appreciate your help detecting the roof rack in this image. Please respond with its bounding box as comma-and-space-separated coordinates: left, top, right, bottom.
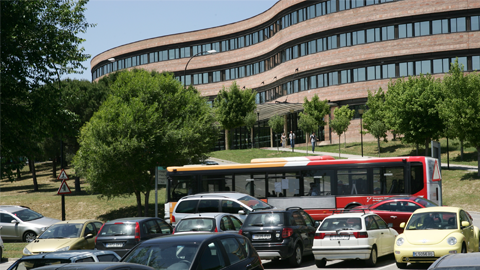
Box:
332, 209, 369, 215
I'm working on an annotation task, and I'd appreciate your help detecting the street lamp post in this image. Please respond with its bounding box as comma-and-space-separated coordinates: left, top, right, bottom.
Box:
358, 108, 364, 157
290, 109, 294, 152
256, 110, 260, 148
183, 50, 216, 88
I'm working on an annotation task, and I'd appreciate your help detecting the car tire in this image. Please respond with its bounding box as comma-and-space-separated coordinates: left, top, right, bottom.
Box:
396, 262, 407, 269
461, 244, 467, 253
315, 259, 326, 268
365, 247, 377, 267
23, 231, 37, 242
288, 244, 303, 267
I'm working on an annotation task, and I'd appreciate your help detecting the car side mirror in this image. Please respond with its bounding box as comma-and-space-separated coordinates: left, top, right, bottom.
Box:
11, 219, 18, 224
238, 210, 246, 215
399, 222, 405, 229
461, 221, 470, 228
84, 233, 93, 239
314, 221, 321, 228
388, 223, 393, 228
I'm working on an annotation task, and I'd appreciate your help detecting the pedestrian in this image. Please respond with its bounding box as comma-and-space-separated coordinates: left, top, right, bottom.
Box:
289, 130, 295, 148
310, 132, 317, 152
281, 133, 286, 148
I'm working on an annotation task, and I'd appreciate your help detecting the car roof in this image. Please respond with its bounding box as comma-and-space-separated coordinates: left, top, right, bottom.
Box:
18, 250, 119, 260
54, 219, 101, 224
138, 232, 239, 245
0, 205, 29, 212
435, 253, 480, 267
324, 212, 371, 218
412, 206, 460, 213
105, 217, 161, 223
249, 207, 303, 214
180, 192, 249, 200
34, 262, 154, 270
181, 213, 225, 219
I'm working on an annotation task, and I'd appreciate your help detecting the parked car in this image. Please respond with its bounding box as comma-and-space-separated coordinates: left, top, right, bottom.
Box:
239, 207, 318, 267
7, 250, 121, 270
121, 233, 264, 270
428, 253, 480, 269
312, 211, 398, 267
394, 206, 480, 269
171, 192, 273, 226
0, 232, 4, 261
33, 262, 154, 270
351, 196, 438, 233
23, 219, 103, 256
173, 213, 243, 234
0, 205, 60, 242
95, 217, 172, 257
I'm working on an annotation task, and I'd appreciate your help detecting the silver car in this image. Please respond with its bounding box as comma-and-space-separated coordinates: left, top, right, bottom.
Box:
172, 213, 243, 234
0, 205, 60, 242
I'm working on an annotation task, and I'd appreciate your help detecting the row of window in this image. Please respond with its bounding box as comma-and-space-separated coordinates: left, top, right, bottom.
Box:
254, 56, 478, 104
175, 15, 478, 87
92, 0, 403, 80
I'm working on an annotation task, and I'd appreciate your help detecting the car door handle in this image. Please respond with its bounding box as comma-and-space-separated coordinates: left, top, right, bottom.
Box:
390, 216, 397, 219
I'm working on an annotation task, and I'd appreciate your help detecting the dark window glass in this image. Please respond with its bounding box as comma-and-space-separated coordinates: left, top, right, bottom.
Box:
198, 241, 226, 270
473, 56, 480, 71
433, 59, 443, 74
300, 43, 307, 56
442, 19, 449, 34
367, 66, 375, 80
373, 215, 387, 229
198, 200, 220, 213
76, 257, 95, 263
399, 24, 407, 38
310, 75, 317, 88
365, 216, 379, 230
357, 30, 365, 44
97, 254, 119, 262
318, 74, 324, 87
317, 38, 324, 52
366, 29, 375, 43
220, 238, 246, 264
432, 20, 442, 34
329, 72, 338, 85
472, 16, 480, 31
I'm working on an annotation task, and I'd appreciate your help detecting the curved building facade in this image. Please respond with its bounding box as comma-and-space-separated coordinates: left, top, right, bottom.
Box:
92, 0, 480, 150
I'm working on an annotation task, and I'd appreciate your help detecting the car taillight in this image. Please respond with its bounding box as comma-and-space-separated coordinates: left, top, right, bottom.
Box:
135, 222, 141, 241
353, 232, 368, 238
95, 223, 105, 244
282, 228, 293, 238
171, 215, 176, 223
314, 232, 325, 239
114, 222, 124, 224
239, 229, 243, 235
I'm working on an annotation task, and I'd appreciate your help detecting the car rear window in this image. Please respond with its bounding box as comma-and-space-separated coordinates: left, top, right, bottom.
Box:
175, 218, 215, 232
96, 254, 119, 262
175, 200, 199, 213
318, 218, 362, 231
99, 223, 135, 236
244, 213, 284, 226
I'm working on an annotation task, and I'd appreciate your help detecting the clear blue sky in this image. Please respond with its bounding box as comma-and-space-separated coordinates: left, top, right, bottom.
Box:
67, 0, 279, 81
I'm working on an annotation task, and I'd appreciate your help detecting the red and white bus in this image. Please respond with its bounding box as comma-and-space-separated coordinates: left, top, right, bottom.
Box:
164, 156, 442, 222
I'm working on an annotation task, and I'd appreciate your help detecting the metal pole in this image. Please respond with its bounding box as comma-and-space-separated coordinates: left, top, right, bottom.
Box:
257, 112, 260, 148
183, 50, 216, 88
360, 115, 363, 157
155, 167, 158, 218
61, 195, 65, 221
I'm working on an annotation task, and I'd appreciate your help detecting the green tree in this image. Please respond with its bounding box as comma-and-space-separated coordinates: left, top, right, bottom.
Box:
268, 115, 285, 150
73, 70, 218, 216
363, 88, 389, 156
385, 75, 444, 155
330, 108, 351, 158
297, 113, 318, 154
439, 60, 480, 175
335, 105, 355, 147
244, 112, 257, 149
213, 82, 256, 149
303, 94, 330, 130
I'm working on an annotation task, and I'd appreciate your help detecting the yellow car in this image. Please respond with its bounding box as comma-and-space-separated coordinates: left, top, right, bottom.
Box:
394, 206, 479, 269
23, 219, 103, 256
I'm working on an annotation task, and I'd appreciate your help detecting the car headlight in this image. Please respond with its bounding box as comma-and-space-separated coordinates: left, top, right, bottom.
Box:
447, 237, 457, 245
396, 237, 405, 246
56, 246, 70, 252
23, 247, 32, 255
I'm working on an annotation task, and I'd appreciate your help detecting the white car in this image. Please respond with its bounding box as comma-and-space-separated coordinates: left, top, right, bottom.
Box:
312, 212, 398, 267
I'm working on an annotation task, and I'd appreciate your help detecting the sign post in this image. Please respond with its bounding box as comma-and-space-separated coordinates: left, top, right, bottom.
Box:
57, 169, 71, 221
155, 167, 167, 218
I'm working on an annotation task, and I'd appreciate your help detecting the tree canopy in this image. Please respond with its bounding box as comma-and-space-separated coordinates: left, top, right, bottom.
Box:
297, 113, 318, 153
303, 94, 330, 128
363, 88, 389, 156
330, 107, 352, 158
268, 114, 285, 150
73, 70, 219, 216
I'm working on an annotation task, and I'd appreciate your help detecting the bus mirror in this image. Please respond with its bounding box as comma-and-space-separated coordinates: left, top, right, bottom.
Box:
238, 210, 246, 215
400, 222, 405, 228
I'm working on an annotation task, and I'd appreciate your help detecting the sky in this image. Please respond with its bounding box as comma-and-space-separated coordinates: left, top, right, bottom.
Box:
67, 0, 279, 81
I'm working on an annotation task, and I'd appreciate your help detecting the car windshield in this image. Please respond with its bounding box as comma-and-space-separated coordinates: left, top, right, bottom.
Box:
406, 212, 457, 230
244, 213, 284, 226
123, 242, 199, 270
39, 223, 83, 239
13, 209, 43, 222
99, 223, 135, 236
175, 218, 215, 232
238, 195, 273, 210
414, 197, 438, 207
318, 218, 362, 231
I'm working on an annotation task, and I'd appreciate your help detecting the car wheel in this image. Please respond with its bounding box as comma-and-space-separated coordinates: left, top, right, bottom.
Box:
396, 262, 407, 269
315, 259, 326, 268
365, 247, 377, 267
288, 244, 303, 267
461, 244, 467, 253
23, 231, 37, 242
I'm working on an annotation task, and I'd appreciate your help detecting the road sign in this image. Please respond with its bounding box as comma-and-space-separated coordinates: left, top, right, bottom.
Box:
57, 180, 72, 195
58, 169, 69, 180
432, 160, 442, 182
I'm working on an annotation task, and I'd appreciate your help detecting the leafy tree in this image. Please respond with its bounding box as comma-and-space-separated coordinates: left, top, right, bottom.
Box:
73, 70, 219, 216
268, 115, 285, 150
335, 105, 355, 147
297, 113, 318, 154
439, 60, 480, 175
244, 112, 257, 149
213, 82, 256, 149
363, 88, 389, 156
330, 108, 351, 158
385, 75, 444, 155
303, 94, 330, 130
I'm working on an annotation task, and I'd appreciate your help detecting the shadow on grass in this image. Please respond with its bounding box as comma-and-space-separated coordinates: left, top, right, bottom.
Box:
0, 183, 52, 193
97, 203, 165, 221
381, 143, 411, 154
452, 152, 478, 163
460, 172, 480, 181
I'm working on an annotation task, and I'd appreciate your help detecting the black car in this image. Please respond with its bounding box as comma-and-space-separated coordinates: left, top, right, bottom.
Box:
121, 233, 263, 270
95, 217, 172, 257
34, 262, 154, 270
428, 253, 480, 269
239, 207, 319, 267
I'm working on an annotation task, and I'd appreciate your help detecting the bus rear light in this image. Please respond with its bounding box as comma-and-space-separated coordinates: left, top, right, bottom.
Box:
314, 233, 326, 239
282, 228, 293, 238
353, 232, 368, 238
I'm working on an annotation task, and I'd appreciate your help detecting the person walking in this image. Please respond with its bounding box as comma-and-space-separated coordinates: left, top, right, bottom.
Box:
289, 130, 295, 149
281, 133, 287, 148
310, 132, 317, 153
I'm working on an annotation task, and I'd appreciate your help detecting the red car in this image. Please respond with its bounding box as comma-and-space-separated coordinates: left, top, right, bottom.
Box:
351, 196, 438, 233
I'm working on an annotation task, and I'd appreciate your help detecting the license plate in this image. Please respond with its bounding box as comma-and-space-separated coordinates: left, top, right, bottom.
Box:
330, 235, 350, 240
252, 234, 271, 240
106, 243, 124, 248
413, 251, 434, 257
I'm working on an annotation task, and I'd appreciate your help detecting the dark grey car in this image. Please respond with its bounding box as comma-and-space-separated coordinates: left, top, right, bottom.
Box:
95, 217, 172, 257
428, 253, 480, 270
